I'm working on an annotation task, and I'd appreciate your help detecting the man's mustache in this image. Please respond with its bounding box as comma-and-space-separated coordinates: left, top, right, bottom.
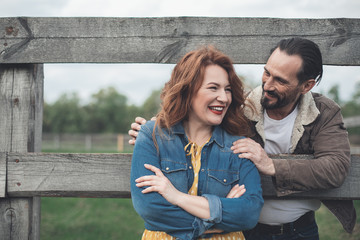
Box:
263, 90, 279, 98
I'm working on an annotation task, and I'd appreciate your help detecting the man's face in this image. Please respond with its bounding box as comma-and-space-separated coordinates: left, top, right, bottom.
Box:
261, 48, 304, 115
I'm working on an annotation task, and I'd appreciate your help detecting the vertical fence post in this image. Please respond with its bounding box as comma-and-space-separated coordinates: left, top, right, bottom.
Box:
117, 134, 124, 152
0, 64, 43, 240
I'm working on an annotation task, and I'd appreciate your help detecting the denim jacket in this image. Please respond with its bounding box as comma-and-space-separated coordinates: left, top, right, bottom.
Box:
131, 121, 264, 240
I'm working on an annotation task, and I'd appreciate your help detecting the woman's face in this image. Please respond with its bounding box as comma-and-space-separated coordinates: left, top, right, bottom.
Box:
189, 64, 232, 127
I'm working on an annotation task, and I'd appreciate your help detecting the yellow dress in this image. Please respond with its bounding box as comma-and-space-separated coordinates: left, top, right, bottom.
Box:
141, 140, 245, 240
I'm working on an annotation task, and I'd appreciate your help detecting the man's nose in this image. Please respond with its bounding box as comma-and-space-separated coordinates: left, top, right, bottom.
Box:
263, 78, 275, 91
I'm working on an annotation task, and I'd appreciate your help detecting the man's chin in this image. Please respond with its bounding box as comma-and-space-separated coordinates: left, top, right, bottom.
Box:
261, 98, 278, 109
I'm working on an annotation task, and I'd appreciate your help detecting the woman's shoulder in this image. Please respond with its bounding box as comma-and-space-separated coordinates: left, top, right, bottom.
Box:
138, 120, 156, 135
141, 120, 175, 138
219, 127, 246, 146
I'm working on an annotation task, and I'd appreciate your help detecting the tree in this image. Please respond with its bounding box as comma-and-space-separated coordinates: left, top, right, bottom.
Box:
43, 93, 86, 133
341, 82, 360, 136
141, 89, 161, 119
85, 87, 130, 133
328, 84, 341, 105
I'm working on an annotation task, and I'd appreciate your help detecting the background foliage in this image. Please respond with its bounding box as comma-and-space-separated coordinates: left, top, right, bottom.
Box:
43, 82, 360, 136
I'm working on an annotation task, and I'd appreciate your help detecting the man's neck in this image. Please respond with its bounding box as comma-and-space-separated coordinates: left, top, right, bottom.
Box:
266, 102, 298, 120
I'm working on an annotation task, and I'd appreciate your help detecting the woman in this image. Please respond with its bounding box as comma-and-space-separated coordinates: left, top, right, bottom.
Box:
130, 46, 263, 240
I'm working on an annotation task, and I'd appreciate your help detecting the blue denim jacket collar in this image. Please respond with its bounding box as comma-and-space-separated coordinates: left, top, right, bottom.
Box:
171, 122, 225, 148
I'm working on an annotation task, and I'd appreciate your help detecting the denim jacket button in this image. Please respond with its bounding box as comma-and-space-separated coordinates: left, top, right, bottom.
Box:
201, 169, 205, 172
189, 166, 192, 169
223, 179, 227, 183
166, 167, 170, 171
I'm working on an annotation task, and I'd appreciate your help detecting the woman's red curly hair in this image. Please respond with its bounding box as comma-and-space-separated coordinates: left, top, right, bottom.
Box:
155, 45, 252, 139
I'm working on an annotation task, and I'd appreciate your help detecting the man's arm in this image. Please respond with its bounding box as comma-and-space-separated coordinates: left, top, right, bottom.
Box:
231, 104, 351, 195
271, 104, 351, 194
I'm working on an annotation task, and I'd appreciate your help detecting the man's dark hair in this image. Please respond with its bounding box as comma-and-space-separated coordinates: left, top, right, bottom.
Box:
270, 37, 323, 85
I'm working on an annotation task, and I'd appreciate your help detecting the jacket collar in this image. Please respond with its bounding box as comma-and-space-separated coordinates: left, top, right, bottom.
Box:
244, 86, 320, 152
172, 122, 225, 148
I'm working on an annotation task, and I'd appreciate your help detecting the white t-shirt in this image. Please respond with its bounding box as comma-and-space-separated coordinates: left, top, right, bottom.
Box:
259, 106, 321, 225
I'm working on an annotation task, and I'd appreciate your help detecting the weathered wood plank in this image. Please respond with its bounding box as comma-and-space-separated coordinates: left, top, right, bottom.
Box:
0, 17, 359, 65
0, 64, 43, 240
6, 152, 360, 199
0, 198, 31, 239
7, 153, 132, 198
344, 115, 360, 128
0, 64, 43, 153
0, 153, 6, 198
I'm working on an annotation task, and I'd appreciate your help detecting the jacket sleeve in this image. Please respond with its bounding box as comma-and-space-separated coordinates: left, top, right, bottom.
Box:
130, 123, 212, 239
272, 98, 351, 196
208, 158, 264, 232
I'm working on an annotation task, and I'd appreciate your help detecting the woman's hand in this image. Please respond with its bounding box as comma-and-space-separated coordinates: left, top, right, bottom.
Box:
226, 184, 246, 198
203, 184, 246, 234
135, 164, 181, 206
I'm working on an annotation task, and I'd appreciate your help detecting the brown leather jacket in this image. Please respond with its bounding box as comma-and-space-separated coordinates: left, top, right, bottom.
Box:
244, 86, 356, 233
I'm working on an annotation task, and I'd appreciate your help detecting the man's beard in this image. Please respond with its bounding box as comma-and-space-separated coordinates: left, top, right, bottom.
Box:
260, 90, 289, 110
260, 84, 302, 110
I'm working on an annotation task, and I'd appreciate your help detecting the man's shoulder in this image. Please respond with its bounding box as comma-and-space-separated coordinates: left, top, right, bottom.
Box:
311, 92, 341, 112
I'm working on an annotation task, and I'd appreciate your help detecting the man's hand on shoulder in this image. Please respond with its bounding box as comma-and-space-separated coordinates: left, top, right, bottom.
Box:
231, 138, 275, 176
128, 117, 147, 145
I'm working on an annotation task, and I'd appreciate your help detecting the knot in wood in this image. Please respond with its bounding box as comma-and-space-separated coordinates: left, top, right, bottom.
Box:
4, 208, 16, 223
5, 26, 19, 36
14, 98, 19, 106
5, 26, 14, 35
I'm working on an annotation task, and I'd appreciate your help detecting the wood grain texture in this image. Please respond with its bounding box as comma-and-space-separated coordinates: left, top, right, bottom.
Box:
0, 153, 6, 198
0, 17, 359, 65
0, 64, 43, 240
6, 152, 360, 200
7, 153, 132, 198
344, 116, 360, 128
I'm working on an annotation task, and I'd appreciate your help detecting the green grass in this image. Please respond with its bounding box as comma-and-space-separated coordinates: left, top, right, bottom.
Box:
315, 200, 360, 240
41, 198, 360, 240
41, 198, 144, 240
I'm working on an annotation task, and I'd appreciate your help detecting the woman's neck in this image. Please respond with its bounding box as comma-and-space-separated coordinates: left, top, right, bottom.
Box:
183, 121, 212, 146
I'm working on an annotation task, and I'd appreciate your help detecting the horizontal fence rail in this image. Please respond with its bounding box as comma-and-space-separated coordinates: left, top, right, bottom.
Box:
0, 17, 359, 65
344, 116, 360, 128
1, 152, 359, 200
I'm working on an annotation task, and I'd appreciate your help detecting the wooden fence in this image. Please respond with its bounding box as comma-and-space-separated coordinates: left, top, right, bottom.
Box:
0, 17, 360, 239
41, 133, 134, 152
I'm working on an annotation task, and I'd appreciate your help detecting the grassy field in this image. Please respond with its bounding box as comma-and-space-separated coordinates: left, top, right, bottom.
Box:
41, 197, 360, 240
41, 198, 144, 239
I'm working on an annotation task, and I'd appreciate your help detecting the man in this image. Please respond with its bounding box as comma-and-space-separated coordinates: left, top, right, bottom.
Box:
128, 38, 356, 239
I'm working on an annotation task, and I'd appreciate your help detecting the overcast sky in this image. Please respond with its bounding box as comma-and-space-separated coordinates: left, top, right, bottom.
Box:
1, 0, 360, 105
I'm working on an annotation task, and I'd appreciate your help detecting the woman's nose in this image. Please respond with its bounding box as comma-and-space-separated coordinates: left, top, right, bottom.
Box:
217, 90, 229, 102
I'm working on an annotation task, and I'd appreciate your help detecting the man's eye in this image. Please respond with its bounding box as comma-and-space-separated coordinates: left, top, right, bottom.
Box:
276, 78, 287, 85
